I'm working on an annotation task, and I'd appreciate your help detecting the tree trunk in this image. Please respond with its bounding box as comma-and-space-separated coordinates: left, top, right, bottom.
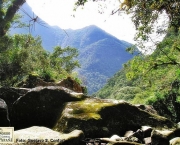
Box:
0, 0, 25, 37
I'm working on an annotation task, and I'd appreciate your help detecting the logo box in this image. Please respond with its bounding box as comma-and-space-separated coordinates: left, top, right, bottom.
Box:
0, 127, 14, 143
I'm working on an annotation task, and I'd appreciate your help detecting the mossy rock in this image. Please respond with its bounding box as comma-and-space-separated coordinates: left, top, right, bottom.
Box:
54, 98, 176, 138
12, 86, 86, 130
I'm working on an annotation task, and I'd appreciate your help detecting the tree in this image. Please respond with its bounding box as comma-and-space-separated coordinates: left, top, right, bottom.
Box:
50, 46, 80, 74
0, 34, 80, 87
0, 34, 47, 86
0, 0, 25, 37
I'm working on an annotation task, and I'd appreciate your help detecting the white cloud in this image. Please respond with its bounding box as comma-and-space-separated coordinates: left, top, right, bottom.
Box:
26, 0, 136, 43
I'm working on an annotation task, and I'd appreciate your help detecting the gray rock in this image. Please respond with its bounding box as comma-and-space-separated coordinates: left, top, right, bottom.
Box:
143, 137, 151, 145
13, 126, 84, 145
124, 131, 134, 137
170, 137, 180, 145
177, 122, 180, 128
110, 135, 123, 141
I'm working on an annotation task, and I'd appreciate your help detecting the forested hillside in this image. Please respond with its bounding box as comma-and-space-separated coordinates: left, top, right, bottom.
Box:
96, 29, 180, 122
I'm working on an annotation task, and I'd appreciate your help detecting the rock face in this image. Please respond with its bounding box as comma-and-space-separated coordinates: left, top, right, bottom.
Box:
12, 86, 86, 130
13, 126, 84, 145
54, 98, 176, 138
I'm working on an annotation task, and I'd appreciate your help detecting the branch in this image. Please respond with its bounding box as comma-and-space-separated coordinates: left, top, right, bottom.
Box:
143, 61, 180, 79
149, 36, 180, 66
4, 0, 25, 22
154, 61, 179, 67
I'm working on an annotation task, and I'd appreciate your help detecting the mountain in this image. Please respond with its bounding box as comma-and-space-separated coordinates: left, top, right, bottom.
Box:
10, 3, 134, 94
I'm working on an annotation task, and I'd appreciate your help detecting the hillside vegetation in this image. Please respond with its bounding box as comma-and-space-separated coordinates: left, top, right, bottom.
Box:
96, 29, 180, 122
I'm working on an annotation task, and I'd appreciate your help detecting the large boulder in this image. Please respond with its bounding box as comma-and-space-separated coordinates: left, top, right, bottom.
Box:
12, 86, 86, 130
13, 126, 84, 145
0, 98, 10, 126
54, 98, 176, 138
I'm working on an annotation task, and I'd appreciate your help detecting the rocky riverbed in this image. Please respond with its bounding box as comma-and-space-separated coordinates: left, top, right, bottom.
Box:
0, 76, 180, 145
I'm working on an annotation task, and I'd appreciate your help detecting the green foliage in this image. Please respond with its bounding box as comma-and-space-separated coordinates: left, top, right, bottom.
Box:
0, 34, 80, 87
50, 46, 80, 73
96, 69, 141, 101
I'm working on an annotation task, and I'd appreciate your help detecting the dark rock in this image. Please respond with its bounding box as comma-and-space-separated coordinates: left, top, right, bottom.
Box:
130, 129, 144, 143
0, 98, 10, 126
0, 87, 27, 119
54, 98, 176, 138
136, 104, 158, 115
174, 128, 180, 137
141, 126, 153, 138
13, 126, 84, 145
151, 130, 170, 145
12, 86, 86, 130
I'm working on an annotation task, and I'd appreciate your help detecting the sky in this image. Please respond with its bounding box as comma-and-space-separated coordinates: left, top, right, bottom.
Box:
26, 0, 136, 44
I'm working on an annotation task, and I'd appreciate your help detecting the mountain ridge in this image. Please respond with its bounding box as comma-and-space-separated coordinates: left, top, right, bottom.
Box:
11, 3, 134, 94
